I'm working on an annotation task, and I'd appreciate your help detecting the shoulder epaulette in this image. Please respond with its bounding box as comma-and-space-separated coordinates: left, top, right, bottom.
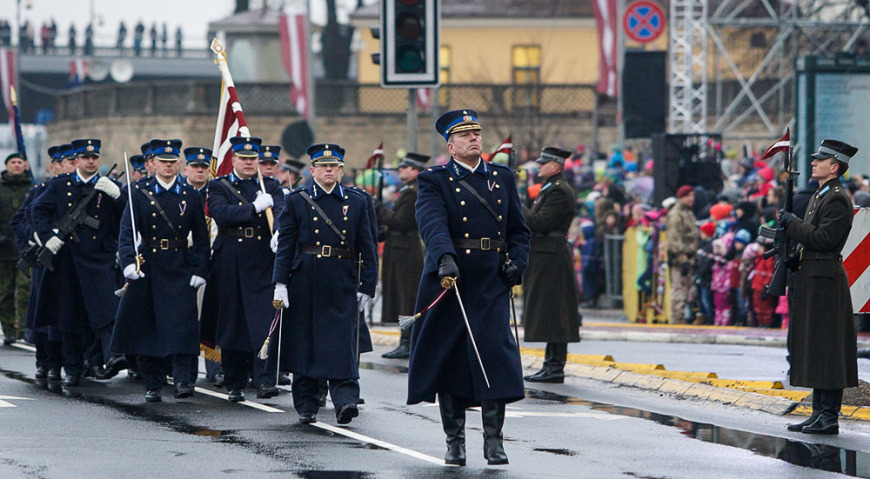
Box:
425, 164, 448, 174
344, 186, 371, 199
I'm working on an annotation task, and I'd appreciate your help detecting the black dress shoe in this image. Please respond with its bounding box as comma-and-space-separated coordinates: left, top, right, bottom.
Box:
145, 389, 162, 403
213, 373, 225, 389
91, 366, 110, 380
227, 390, 245, 402
525, 371, 565, 384
381, 344, 410, 359
35, 367, 48, 379
102, 356, 129, 379
278, 372, 291, 385
802, 415, 839, 435
47, 369, 62, 381
62, 374, 81, 387
336, 403, 359, 424
257, 384, 279, 398
299, 412, 317, 424
174, 383, 194, 399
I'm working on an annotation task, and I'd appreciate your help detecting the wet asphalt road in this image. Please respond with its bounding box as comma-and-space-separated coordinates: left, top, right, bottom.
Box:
2, 341, 870, 478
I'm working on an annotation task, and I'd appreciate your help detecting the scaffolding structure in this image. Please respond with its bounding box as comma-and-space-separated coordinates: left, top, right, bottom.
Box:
669, 0, 870, 138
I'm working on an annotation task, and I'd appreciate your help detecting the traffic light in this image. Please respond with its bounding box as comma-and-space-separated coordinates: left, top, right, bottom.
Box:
381, 0, 440, 88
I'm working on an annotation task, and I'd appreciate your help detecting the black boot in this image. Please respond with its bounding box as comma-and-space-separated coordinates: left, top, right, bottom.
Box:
803, 389, 841, 435
481, 400, 508, 465
527, 343, 566, 383
438, 392, 466, 466
787, 390, 820, 431
524, 344, 551, 381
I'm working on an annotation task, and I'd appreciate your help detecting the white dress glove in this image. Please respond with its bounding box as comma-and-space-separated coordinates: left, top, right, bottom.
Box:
189, 275, 206, 288
95, 177, 121, 199
123, 263, 145, 280
270, 231, 279, 253
274, 283, 289, 309
32, 232, 43, 247
357, 292, 371, 312
253, 191, 274, 213
44, 236, 64, 254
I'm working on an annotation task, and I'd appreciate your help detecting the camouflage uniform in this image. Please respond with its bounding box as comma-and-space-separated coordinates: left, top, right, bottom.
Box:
0, 171, 33, 340
666, 200, 699, 324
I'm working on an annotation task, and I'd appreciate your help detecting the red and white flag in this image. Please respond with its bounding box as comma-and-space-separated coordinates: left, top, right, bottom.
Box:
0, 48, 16, 133
491, 135, 513, 158
211, 54, 251, 177
416, 89, 432, 113
365, 142, 384, 169
69, 58, 88, 85
760, 129, 790, 161
592, 0, 618, 98
279, 14, 311, 121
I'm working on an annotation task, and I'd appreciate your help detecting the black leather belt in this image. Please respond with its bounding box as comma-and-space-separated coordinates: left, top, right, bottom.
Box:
220, 226, 268, 239
300, 244, 353, 259
453, 237, 505, 252
800, 250, 842, 261
144, 238, 187, 250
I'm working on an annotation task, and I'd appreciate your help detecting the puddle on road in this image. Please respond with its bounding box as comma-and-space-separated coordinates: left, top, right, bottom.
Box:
526, 388, 870, 477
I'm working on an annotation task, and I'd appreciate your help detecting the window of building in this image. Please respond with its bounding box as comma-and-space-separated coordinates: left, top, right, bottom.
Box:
512, 44, 541, 107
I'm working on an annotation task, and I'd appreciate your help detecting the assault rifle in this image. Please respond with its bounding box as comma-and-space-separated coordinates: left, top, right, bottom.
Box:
37, 164, 117, 271
16, 241, 39, 276
759, 148, 797, 297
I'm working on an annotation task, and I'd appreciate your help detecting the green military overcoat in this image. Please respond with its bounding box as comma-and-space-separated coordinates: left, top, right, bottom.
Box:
377, 179, 424, 323
522, 172, 581, 343
786, 178, 858, 389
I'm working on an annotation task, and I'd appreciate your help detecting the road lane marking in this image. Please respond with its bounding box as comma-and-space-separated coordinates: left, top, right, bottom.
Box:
192, 386, 284, 413
310, 421, 447, 466
11, 343, 36, 353
506, 411, 625, 420
0, 395, 35, 408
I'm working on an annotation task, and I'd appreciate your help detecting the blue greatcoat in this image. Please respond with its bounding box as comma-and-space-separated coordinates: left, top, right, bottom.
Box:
110, 177, 209, 357
407, 159, 530, 406
30, 172, 124, 333
200, 172, 284, 353
272, 182, 378, 379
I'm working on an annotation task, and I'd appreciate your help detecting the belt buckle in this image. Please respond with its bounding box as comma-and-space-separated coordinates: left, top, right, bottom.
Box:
160, 238, 169, 250
480, 237, 491, 251
244, 227, 254, 238
321, 245, 332, 257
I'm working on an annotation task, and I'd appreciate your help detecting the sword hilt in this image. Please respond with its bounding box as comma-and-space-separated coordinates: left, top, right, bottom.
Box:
440, 276, 457, 289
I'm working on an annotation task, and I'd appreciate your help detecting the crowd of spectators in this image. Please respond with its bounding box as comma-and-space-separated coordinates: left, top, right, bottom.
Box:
1, 19, 183, 57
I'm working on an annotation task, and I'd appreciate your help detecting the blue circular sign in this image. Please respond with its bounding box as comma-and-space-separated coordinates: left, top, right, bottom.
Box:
624, 1, 666, 44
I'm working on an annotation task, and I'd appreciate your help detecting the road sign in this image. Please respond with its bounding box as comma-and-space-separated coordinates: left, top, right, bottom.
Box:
623, 1, 666, 44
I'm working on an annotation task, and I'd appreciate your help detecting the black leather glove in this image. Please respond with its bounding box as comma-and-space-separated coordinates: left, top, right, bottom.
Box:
779, 210, 797, 229
500, 261, 520, 286
438, 254, 459, 280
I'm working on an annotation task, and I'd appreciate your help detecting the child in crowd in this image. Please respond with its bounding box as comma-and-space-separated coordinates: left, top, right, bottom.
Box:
751, 237, 777, 327
711, 233, 734, 326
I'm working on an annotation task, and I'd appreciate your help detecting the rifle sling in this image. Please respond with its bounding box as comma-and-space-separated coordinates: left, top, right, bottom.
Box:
219, 178, 253, 207
298, 191, 347, 243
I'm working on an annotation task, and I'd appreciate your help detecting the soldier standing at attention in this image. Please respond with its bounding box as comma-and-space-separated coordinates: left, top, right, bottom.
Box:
407, 110, 530, 466
110, 139, 209, 402
379, 152, 428, 359
781, 139, 859, 435
272, 143, 378, 425
522, 147, 581, 384
30, 139, 125, 387
201, 136, 283, 402
0, 152, 33, 344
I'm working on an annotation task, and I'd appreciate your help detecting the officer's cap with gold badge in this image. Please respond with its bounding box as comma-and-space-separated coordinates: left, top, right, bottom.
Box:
535, 146, 572, 165
150, 139, 183, 161
71, 139, 101, 157
306, 143, 345, 166
260, 145, 282, 163
811, 139, 859, 164
59, 144, 76, 161
183, 147, 212, 167
435, 109, 482, 141
230, 136, 262, 158
398, 152, 430, 170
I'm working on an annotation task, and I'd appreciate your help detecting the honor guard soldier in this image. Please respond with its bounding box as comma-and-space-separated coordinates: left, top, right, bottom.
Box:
378, 152, 428, 359
128, 154, 146, 183
140, 141, 156, 179
31, 139, 125, 386
259, 145, 281, 179
110, 139, 210, 402
780, 139, 859, 435
201, 136, 284, 402
272, 143, 378, 425
182, 147, 211, 193
408, 110, 530, 466
522, 147, 581, 384
0, 151, 33, 345
10, 146, 69, 380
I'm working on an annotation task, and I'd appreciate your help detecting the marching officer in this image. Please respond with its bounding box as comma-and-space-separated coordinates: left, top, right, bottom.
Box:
272, 143, 378, 425
201, 136, 283, 402
30, 139, 125, 386
110, 139, 210, 402
378, 152, 428, 359
259, 145, 281, 179
407, 110, 530, 466
522, 147, 581, 383
781, 139, 858, 435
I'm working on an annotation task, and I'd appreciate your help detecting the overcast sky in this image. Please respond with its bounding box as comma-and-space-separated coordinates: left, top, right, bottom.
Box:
12, 0, 373, 49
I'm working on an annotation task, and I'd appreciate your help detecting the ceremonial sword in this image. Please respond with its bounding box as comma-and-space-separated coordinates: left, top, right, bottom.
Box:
115, 153, 144, 297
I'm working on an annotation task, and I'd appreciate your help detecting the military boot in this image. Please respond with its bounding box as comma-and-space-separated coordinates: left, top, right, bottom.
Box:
382, 328, 411, 359
526, 343, 566, 383
524, 344, 551, 381
803, 389, 841, 435
787, 390, 821, 432
481, 400, 508, 465
438, 392, 466, 466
